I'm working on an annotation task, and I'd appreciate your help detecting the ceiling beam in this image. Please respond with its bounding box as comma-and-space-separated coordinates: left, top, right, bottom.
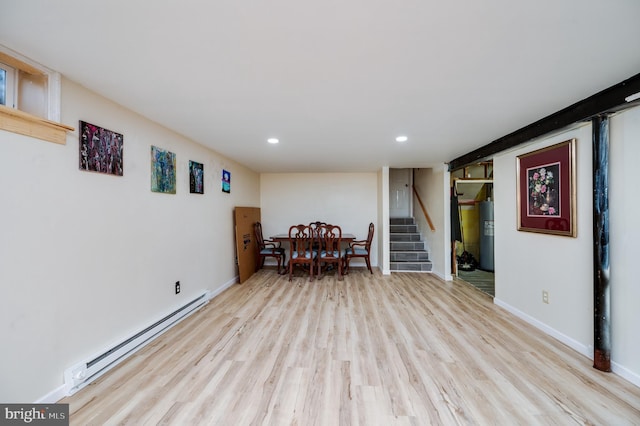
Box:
448, 72, 640, 171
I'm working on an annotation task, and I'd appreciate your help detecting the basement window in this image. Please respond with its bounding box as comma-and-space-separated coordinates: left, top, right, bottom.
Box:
0, 45, 74, 144
0, 62, 16, 108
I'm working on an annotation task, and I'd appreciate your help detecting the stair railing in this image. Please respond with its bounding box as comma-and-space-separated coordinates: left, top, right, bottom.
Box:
412, 186, 436, 232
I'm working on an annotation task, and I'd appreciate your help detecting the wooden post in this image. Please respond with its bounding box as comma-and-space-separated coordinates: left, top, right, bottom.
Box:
592, 115, 611, 372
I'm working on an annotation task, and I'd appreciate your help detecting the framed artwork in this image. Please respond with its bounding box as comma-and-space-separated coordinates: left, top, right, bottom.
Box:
222, 169, 231, 193
79, 121, 123, 176
151, 146, 176, 194
189, 160, 204, 194
517, 139, 576, 237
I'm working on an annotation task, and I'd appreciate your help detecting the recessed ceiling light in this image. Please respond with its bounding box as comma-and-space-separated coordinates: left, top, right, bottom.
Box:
267, 138, 279, 144
396, 136, 408, 142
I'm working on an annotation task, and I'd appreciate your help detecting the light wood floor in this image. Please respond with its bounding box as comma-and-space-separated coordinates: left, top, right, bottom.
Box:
457, 269, 495, 297
60, 269, 640, 425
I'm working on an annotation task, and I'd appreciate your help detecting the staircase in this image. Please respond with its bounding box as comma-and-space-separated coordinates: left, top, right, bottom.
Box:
390, 217, 432, 272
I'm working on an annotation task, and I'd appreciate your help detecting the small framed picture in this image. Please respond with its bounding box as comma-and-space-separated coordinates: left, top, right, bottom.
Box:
222, 169, 231, 193
189, 161, 204, 194
151, 145, 176, 194
79, 121, 123, 176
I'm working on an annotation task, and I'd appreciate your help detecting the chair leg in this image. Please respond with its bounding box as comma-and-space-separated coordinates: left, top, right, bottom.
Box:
289, 260, 293, 281
365, 257, 372, 274
280, 254, 287, 275
344, 257, 350, 274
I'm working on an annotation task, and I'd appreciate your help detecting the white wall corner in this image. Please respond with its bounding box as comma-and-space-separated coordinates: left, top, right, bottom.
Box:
443, 273, 454, 282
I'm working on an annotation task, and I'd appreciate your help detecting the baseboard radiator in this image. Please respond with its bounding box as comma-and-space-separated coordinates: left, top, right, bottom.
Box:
64, 292, 209, 395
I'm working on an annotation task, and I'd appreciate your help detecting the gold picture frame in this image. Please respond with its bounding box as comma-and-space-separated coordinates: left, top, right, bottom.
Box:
516, 139, 577, 237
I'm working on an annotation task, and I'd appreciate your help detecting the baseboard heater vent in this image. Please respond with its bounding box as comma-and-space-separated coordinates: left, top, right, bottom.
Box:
64, 292, 208, 395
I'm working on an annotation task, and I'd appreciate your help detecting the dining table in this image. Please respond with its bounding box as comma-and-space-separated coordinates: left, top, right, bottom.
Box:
269, 233, 356, 243
269, 232, 357, 274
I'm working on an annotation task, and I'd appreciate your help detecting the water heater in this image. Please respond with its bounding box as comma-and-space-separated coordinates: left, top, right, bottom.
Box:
479, 200, 494, 271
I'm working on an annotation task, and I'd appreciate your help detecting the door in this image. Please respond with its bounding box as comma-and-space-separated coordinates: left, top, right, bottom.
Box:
234, 207, 261, 283
390, 168, 411, 217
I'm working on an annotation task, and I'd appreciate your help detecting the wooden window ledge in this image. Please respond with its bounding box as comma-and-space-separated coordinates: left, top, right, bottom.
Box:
0, 104, 74, 145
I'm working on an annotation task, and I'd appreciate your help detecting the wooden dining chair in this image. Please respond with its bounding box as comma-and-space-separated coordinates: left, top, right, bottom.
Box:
254, 222, 286, 274
344, 222, 374, 274
316, 224, 344, 280
308, 221, 327, 251
309, 221, 327, 229
288, 224, 317, 281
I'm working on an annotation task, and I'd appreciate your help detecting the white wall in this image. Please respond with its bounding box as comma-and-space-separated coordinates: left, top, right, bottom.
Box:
0, 78, 260, 402
493, 124, 594, 357
379, 168, 389, 274
493, 112, 640, 387
609, 106, 640, 383
260, 173, 379, 269
413, 165, 451, 281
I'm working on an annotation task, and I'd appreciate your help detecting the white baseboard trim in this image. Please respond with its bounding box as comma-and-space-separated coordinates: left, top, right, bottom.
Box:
431, 270, 452, 282
493, 297, 590, 359
36, 385, 67, 404
494, 298, 640, 389
206, 276, 238, 301
612, 360, 640, 388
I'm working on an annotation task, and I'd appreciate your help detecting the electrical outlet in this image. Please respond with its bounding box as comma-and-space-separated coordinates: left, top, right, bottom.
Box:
175, 281, 181, 294
542, 290, 549, 304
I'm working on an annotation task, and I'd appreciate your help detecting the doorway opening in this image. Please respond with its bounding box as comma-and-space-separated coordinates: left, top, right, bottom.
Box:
451, 161, 495, 296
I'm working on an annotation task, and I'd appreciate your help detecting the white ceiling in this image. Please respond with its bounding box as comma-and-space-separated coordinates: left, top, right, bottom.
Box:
2, 1, 639, 173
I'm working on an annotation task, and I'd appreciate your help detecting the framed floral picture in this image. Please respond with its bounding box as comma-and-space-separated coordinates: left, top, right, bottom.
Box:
517, 139, 576, 237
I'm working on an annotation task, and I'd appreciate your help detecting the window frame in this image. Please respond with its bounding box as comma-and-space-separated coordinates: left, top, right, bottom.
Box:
0, 61, 17, 108
0, 44, 71, 144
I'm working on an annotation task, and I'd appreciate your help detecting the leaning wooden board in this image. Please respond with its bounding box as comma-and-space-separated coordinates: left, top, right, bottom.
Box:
234, 206, 260, 283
